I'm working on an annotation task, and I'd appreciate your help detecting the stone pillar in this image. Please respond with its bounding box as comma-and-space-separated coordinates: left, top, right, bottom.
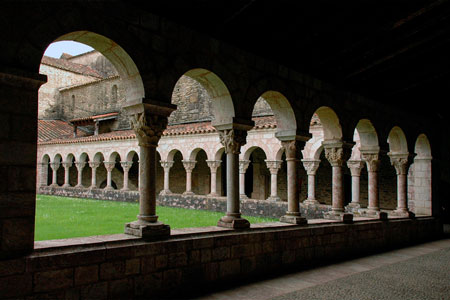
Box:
238, 160, 250, 199
39, 162, 49, 187
216, 127, 251, 228
104, 161, 116, 190
123, 102, 175, 238
206, 160, 221, 196
324, 141, 346, 214
361, 152, 381, 213
182, 160, 196, 195
280, 140, 307, 224
49, 162, 60, 187
265, 160, 283, 201
121, 161, 133, 191
301, 159, 321, 205
346, 160, 365, 208
62, 161, 72, 188
389, 153, 409, 214
75, 162, 86, 188
89, 161, 100, 189
159, 160, 174, 195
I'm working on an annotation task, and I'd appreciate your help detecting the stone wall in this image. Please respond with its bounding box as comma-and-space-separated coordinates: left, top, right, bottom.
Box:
0, 217, 442, 299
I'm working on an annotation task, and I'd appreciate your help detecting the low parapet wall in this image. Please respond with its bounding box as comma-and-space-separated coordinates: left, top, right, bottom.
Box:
0, 217, 442, 299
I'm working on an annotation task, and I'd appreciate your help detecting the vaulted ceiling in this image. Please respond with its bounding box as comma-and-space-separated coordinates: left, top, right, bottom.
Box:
130, 0, 450, 120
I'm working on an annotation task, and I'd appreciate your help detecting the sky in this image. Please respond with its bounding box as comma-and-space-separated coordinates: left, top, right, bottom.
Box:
44, 41, 94, 58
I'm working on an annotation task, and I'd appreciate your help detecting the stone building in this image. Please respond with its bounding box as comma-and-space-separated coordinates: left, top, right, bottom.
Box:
0, 1, 447, 299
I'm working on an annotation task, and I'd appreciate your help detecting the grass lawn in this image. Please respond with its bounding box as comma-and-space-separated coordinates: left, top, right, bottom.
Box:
35, 194, 277, 241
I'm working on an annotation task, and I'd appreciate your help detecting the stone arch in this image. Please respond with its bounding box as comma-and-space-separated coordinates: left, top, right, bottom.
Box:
313, 106, 342, 141
214, 147, 225, 161
93, 152, 105, 163
355, 119, 379, 152
189, 148, 209, 161
243, 147, 269, 200
108, 152, 121, 163
410, 134, 432, 216
79, 153, 90, 163
243, 146, 269, 161
415, 134, 432, 159
78, 153, 91, 188
275, 146, 285, 161
191, 149, 210, 195
40, 154, 51, 187
167, 149, 183, 162
53, 154, 63, 164
126, 150, 139, 163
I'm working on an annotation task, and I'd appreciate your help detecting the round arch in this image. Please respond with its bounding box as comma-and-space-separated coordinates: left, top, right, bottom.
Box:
355, 119, 379, 152
189, 148, 209, 161
126, 150, 139, 162
313, 106, 342, 141
387, 126, 408, 154
167, 149, 184, 162
415, 134, 432, 158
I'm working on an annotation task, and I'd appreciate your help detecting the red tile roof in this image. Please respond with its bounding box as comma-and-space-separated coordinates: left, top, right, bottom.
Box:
38, 120, 89, 142
41, 56, 104, 79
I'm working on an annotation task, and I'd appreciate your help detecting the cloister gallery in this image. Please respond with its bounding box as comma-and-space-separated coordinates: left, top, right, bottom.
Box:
0, 1, 447, 299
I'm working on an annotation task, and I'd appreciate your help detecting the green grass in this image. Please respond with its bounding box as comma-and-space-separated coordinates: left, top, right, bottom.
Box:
35, 194, 277, 241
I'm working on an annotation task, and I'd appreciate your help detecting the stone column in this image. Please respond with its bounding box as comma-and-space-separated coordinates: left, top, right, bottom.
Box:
49, 162, 60, 187
265, 160, 283, 201
75, 162, 86, 188
301, 159, 321, 205
361, 152, 381, 213
62, 161, 73, 188
216, 127, 251, 228
39, 162, 49, 187
280, 140, 307, 224
104, 161, 116, 190
159, 160, 174, 195
120, 161, 133, 191
123, 102, 175, 238
89, 161, 100, 189
346, 160, 365, 208
389, 153, 409, 214
206, 160, 221, 196
238, 160, 250, 199
324, 141, 346, 214
182, 160, 196, 195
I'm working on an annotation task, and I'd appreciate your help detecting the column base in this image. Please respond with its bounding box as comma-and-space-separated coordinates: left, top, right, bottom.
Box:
104, 186, 114, 191
303, 199, 319, 206
267, 196, 281, 202
159, 189, 172, 195
75, 184, 84, 189
207, 193, 219, 197
279, 214, 307, 225
183, 191, 194, 196
324, 210, 346, 220
49, 184, 59, 188
347, 202, 361, 208
62, 184, 71, 188
217, 214, 250, 229
390, 209, 415, 218
360, 210, 388, 220
124, 220, 170, 240
239, 194, 249, 200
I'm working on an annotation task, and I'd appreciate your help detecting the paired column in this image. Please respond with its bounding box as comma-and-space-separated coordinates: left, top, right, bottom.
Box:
123, 102, 175, 238
104, 161, 116, 190
265, 160, 282, 201
389, 153, 409, 214
75, 161, 86, 188
324, 141, 346, 214
301, 159, 321, 205
346, 160, 365, 208
216, 127, 251, 228
279, 140, 307, 224
121, 161, 133, 191
89, 161, 100, 189
62, 161, 72, 188
182, 160, 196, 195
206, 160, 221, 196
239, 160, 250, 199
361, 151, 381, 213
159, 160, 174, 195
49, 162, 60, 187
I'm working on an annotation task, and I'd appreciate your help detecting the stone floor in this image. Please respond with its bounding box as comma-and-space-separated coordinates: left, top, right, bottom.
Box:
179, 224, 450, 300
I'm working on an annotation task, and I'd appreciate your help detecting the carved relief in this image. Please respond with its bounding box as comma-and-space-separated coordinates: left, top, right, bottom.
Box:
302, 160, 320, 175
182, 160, 197, 171
347, 160, 365, 176
120, 161, 133, 172
206, 160, 221, 172
390, 156, 408, 175
325, 147, 344, 167
361, 152, 380, 172
281, 140, 299, 159
265, 160, 283, 174
219, 129, 247, 154
160, 160, 174, 170
130, 112, 168, 147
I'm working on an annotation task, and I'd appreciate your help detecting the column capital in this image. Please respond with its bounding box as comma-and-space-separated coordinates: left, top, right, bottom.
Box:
89, 161, 100, 169
239, 160, 251, 173
265, 160, 283, 174
129, 112, 168, 148
218, 129, 248, 154
182, 160, 196, 171
388, 153, 409, 175
361, 151, 380, 172
75, 161, 86, 170
160, 160, 174, 169
50, 162, 60, 170
281, 140, 305, 160
206, 160, 221, 171
347, 160, 365, 176
120, 161, 133, 172
104, 161, 116, 172
301, 159, 320, 175
62, 162, 72, 169
324, 144, 344, 167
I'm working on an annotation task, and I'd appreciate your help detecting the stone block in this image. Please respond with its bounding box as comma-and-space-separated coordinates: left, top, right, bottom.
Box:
0, 274, 32, 297
212, 246, 230, 261
126, 258, 141, 275
99, 260, 125, 280
74, 265, 99, 286
0, 257, 25, 276
108, 278, 133, 299
219, 259, 240, 278
141, 256, 155, 274
155, 254, 168, 269
80, 282, 108, 300
134, 273, 162, 296
168, 252, 188, 267
200, 248, 212, 263
163, 269, 182, 288
34, 268, 73, 292
1, 217, 34, 253
231, 243, 255, 258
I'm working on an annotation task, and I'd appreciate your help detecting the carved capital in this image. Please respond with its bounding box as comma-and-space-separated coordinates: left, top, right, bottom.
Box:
75, 162, 86, 170
182, 160, 196, 172
347, 160, 365, 176
361, 152, 380, 172
265, 160, 283, 174
388, 154, 409, 175
206, 160, 221, 172
50, 162, 60, 171
325, 147, 344, 167
89, 161, 100, 169
120, 161, 133, 172
281, 140, 302, 159
130, 112, 167, 148
104, 161, 116, 172
239, 160, 251, 173
219, 129, 247, 154
62, 161, 73, 169
301, 159, 320, 175
160, 160, 174, 170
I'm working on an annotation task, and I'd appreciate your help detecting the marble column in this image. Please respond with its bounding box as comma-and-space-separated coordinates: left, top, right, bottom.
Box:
120, 161, 133, 191
75, 162, 86, 188
216, 128, 251, 229
301, 159, 321, 205
265, 160, 283, 201
159, 160, 174, 195
389, 153, 409, 214
361, 152, 381, 213
280, 140, 307, 224
239, 160, 250, 199
62, 161, 73, 188
49, 162, 60, 187
182, 160, 197, 195
324, 141, 345, 214
89, 161, 100, 189
346, 160, 365, 208
123, 102, 175, 238
206, 160, 221, 196
104, 161, 116, 190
